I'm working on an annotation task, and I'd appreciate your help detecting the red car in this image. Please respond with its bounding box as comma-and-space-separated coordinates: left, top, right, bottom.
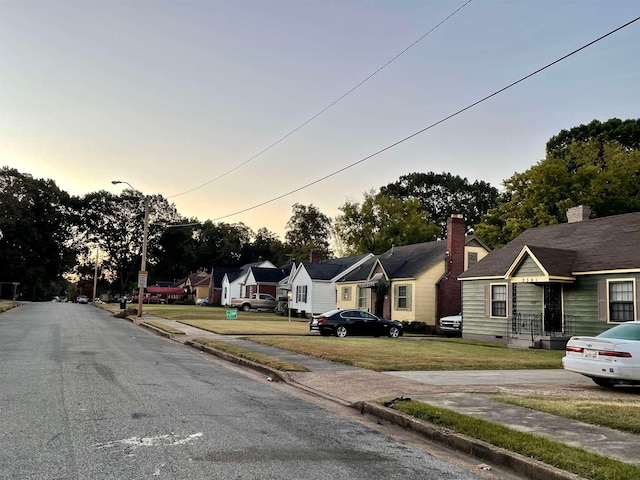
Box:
132, 294, 167, 304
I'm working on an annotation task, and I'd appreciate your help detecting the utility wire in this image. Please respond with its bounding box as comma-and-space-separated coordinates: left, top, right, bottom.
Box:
168, 0, 474, 199
207, 15, 640, 222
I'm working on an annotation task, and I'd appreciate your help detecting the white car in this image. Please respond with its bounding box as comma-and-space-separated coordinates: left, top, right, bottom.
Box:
562, 321, 640, 387
77, 295, 89, 304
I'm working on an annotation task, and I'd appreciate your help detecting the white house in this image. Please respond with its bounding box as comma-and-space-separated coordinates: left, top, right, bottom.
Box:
287, 254, 374, 316
220, 260, 275, 306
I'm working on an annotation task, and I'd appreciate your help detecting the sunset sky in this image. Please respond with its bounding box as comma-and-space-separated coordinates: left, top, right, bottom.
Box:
2, 1, 638, 238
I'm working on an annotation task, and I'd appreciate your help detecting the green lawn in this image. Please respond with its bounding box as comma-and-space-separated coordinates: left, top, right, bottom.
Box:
0, 300, 19, 313
246, 336, 565, 371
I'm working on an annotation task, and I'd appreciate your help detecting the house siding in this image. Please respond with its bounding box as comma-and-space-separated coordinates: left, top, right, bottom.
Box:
311, 282, 338, 316
290, 267, 313, 314
465, 245, 490, 270
513, 257, 544, 278
337, 283, 358, 310
391, 280, 416, 322
514, 283, 542, 316
461, 280, 510, 341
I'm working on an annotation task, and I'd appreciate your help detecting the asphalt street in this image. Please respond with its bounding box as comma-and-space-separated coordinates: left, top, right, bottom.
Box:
0, 302, 486, 480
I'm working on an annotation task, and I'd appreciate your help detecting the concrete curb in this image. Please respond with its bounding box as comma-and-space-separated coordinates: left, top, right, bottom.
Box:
185, 340, 291, 383
356, 402, 582, 480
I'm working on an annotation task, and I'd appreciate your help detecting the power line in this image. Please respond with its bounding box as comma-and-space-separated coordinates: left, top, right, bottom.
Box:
168, 0, 474, 199
207, 15, 640, 222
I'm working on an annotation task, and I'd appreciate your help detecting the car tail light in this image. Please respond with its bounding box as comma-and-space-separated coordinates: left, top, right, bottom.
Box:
318, 317, 328, 324
566, 346, 584, 353
598, 350, 632, 358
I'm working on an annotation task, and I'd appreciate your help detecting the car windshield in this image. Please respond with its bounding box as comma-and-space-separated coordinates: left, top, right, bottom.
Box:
597, 323, 640, 341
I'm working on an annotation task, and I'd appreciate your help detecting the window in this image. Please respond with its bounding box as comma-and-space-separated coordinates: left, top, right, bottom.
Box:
468, 251, 478, 266
357, 287, 368, 309
394, 284, 412, 311
342, 286, 352, 301
609, 281, 635, 322
491, 284, 507, 317
296, 285, 307, 303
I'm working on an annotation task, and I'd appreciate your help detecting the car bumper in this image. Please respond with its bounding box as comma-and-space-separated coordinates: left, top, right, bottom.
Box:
562, 356, 640, 380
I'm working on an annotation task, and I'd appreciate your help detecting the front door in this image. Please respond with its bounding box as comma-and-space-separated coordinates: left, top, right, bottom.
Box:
543, 284, 562, 333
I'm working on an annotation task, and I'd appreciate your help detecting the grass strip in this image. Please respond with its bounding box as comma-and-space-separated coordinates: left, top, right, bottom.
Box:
178, 319, 311, 335
493, 394, 640, 434
193, 338, 309, 372
383, 399, 640, 480
0, 301, 20, 313
143, 321, 185, 335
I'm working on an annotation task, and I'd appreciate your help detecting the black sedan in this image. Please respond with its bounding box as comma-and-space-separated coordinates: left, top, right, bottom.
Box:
309, 309, 403, 338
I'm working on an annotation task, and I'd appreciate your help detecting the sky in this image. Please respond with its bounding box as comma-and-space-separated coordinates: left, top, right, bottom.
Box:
1, 1, 639, 239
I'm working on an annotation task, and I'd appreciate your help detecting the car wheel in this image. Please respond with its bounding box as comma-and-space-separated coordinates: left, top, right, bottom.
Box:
242, 304, 251, 312
336, 325, 348, 338
592, 377, 615, 388
388, 326, 400, 338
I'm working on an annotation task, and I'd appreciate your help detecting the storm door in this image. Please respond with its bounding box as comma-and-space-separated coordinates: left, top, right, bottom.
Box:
543, 284, 562, 333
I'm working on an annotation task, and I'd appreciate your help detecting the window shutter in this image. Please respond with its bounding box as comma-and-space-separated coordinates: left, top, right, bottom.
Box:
393, 284, 399, 309
484, 284, 490, 317
406, 285, 412, 311
507, 283, 513, 318
597, 280, 607, 322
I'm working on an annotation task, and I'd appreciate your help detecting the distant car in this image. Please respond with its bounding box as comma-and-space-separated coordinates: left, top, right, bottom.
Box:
310, 309, 403, 338
77, 295, 89, 304
439, 314, 462, 337
132, 294, 166, 304
196, 298, 213, 306
562, 321, 640, 387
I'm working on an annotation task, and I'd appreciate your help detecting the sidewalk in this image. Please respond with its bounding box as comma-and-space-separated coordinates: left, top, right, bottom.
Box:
133, 314, 640, 476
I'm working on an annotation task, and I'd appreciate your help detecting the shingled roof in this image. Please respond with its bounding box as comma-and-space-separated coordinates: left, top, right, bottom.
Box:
459, 212, 640, 279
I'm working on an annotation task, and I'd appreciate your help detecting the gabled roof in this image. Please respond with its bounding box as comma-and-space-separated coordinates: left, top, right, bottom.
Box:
460, 212, 640, 279
338, 256, 379, 282
211, 267, 242, 289
188, 273, 211, 287
296, 254, 373, 281
378, 240, 448, 279
249, 267, 287, 283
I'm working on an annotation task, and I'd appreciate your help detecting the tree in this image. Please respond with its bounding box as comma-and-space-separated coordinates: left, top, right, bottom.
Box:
476, 120, 640, 248
78, 189, 183, 295
379, 172, 498, 235
244, 227, 288, 266
335, 192, 440, 255
285, 203, 333, 262
192, 221, 253, 268
0, 167, 78, 300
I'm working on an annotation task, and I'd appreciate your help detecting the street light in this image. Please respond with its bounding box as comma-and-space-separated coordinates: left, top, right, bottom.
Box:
112, 180, 149, 318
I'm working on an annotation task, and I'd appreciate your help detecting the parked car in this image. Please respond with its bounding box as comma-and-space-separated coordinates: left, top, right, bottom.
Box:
132, 294, 167, 304
77, 295, 89, 304
439, 314, 462, 337
230, 293, 277, 311
310, 309, 403, 338
196, 298, 213, 306
562, 321, 640, 387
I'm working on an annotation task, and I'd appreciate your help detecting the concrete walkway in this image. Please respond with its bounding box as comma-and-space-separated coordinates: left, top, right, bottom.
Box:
135, 314, 640, 470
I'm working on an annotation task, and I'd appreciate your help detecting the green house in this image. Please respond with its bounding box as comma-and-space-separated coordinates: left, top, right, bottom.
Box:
459, 207, 640, 349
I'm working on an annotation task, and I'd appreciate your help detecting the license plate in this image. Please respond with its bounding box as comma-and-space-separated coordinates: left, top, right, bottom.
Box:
584, 349, 597, 359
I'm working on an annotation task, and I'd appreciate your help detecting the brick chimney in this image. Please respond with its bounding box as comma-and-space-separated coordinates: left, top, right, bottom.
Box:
309, 249, 322, 263
437, 214, 466, 321
567, 205, 591, 223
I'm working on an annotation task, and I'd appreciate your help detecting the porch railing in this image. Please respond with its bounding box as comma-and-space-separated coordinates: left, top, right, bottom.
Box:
510, 313, 576, 338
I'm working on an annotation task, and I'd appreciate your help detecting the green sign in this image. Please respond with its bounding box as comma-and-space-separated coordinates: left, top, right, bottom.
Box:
226, 310, 238, 319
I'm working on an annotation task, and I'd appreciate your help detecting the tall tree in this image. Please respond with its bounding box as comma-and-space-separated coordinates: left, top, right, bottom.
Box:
285, 203, 332, 262
244, 227, 288, 266
78, 189, 182, 295
0, 168, 78, 300
193, 221, 253, 268
379, 172, 498, 235
476, 120, 640, 248
335, 192, 440, 255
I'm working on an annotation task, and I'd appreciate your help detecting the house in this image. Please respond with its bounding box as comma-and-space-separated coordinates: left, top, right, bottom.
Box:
336, 215, 490, 329
209, 267, 243, 305
220, 260, 276, 306
458, 207, 640, 349
287, 253, 375, 317
180, 270, 211, 301
242, 266, 288, 298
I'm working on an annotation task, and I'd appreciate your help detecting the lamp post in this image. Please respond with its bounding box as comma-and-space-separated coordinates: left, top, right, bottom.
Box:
112, 180, 149, 318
